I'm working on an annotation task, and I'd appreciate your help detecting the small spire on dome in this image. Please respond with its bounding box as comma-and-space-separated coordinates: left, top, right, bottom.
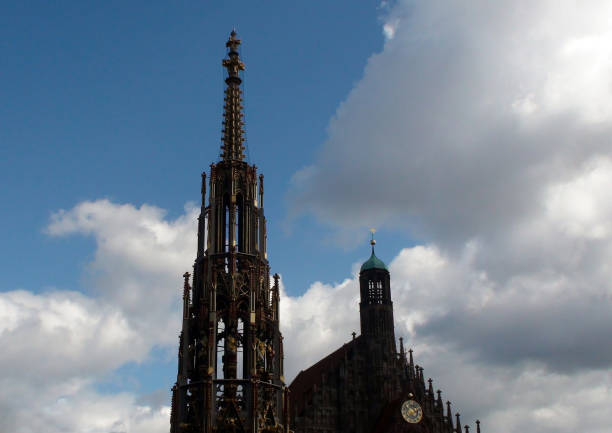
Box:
360, 228, 388, 271
369, 228, 376, 253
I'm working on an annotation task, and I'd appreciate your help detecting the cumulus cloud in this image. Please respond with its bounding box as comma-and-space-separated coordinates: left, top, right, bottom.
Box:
4, 183, 609, 433
7, 3, 612, 430
0, 289, 146, 381
280, 277, 360, 379
1, 199, 198, 432
0, 288, 170, 433
290, 0, 612, 249
47, 199, 199, 345
283, 2, 612, 432
0, 380, 170, 433
280, 243, 612, 433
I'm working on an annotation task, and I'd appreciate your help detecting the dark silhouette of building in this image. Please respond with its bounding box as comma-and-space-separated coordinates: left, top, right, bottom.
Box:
170, 31, 289, 433
171, 31, 481, 433
289, 234, 482, 433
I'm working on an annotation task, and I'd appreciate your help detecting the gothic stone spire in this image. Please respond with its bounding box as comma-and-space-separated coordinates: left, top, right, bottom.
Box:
170, 32, 289, 433
221, 30, 246, 161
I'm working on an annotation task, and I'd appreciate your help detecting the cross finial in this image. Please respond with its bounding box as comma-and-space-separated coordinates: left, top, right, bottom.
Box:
369, 228, 376, 253
224, 31, 244, 80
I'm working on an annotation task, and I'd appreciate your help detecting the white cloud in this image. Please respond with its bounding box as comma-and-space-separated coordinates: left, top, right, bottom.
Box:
280, 277, 360, 379
0, 288, 168, 433
280, 241, 612, 433
282, 4, 612, 429
382, 18, 400, 40
290, 0, 612, 250
0, 289, 145, 381
1, 380, 170, 433
47, 199, 199, 345
1, 199, 197, 432
9, 3, 612, 427
3, 182, 610, 432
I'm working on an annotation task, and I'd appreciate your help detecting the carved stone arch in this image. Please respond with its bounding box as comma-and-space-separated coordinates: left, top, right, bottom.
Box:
222, 192, 231, 253
217, 400, 246, 433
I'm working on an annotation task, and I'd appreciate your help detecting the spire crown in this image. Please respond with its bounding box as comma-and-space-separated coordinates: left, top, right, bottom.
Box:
360, 229, 388, 272
360, 250, 388, 272
223, 30, 244, 82
220, 30, 246, 161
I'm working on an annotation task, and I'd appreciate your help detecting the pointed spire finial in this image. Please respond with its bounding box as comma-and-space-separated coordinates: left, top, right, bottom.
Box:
221, 30, 246, 161
369, 228, 377, 253
456, 413, 462, 433
476, 420, 481, 433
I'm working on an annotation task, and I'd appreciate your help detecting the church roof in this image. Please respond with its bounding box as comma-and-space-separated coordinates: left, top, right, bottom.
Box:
360, 250, 388, 272
289, 337, 361, 415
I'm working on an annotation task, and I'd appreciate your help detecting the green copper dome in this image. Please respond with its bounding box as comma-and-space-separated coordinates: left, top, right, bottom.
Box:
360, 250, 388, 272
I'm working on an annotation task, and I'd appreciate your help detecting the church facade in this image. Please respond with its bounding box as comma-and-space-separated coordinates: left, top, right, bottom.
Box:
289, 238, 481, 433
170, 32, 481, 433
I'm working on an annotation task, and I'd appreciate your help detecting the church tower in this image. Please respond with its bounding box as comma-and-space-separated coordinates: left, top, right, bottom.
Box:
290, 236, 482, 433
359, 231, 396, 355
359, 232, 399, 424
170, 31, 289, 433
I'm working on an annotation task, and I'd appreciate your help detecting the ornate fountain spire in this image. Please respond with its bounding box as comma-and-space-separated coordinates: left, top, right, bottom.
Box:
221, 30, 246, 161
170, 32, 289, 433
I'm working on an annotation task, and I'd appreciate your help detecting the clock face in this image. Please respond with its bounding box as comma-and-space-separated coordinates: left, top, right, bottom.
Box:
401, 399, 423, 424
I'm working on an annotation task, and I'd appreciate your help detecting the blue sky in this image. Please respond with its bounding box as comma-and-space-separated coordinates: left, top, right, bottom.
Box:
1, 0, 405, 426
1, 0, 401, 295
3, 2, 612, 432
